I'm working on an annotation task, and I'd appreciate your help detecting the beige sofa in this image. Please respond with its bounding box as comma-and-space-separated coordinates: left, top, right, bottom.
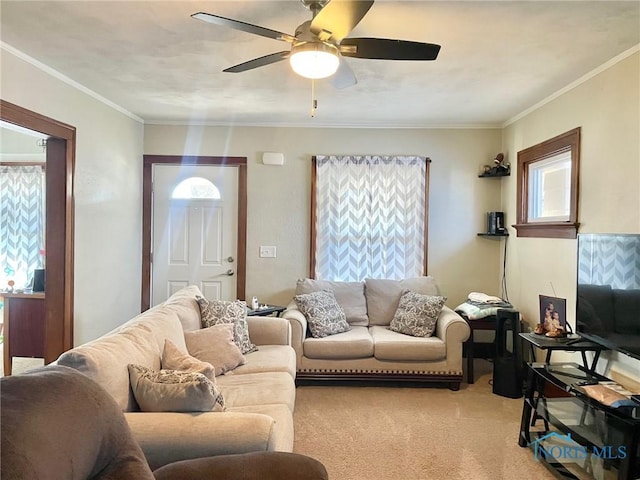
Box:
282, 277, 470, 390
55, 286, 297, 470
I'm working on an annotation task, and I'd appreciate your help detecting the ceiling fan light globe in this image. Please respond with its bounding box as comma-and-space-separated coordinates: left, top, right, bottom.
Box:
289, 43, 339, 79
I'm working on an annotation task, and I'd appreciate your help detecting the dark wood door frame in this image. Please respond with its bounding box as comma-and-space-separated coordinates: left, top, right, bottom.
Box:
141, 155, 247, 312
0, 99, 75, 363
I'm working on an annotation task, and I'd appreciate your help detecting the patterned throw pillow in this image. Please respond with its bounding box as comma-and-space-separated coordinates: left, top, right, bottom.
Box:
161, 339, 216, 382
389, 289, 447, 337
196, 296, 258, 354
128, 364, 225, 412
294, 289, 350, 338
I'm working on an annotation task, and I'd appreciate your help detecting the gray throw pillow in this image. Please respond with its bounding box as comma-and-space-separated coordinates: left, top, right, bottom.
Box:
389, 289, 446, 337
294, 289, 350, 338
295, 278, 368, 326
196, 296, 257, 354
128, 364, 225, 413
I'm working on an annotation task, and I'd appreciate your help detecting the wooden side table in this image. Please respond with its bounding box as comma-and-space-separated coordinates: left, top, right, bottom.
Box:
463, 316, 498, 384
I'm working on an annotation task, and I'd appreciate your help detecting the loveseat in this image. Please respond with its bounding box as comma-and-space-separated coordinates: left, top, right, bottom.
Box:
282, 277, 471, 390
55, 286, 297, 470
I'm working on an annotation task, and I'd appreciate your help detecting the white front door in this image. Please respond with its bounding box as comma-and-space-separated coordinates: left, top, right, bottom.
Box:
151, 165, 238, 306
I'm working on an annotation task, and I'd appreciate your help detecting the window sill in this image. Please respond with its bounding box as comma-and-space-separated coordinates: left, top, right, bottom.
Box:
512, 222, 579, 239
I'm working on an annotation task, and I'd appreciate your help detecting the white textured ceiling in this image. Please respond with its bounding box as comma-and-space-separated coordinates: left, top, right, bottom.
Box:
1, 1, 639, 127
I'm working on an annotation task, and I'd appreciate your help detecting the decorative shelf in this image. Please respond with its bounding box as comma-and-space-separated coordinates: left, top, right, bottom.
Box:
477, 233, 509, 237
478, 170, 510, 178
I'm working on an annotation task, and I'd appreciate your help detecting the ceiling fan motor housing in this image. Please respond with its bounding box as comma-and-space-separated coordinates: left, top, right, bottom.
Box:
300, 0, 330, 17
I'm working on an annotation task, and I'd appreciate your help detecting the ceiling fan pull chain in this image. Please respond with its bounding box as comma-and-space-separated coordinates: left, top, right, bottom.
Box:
311, 79, 317, 117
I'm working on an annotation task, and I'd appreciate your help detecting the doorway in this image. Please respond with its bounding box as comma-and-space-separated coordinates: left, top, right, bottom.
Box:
151, 165, 239, 306
141, 155, 247, 311
0, 99, 75, 367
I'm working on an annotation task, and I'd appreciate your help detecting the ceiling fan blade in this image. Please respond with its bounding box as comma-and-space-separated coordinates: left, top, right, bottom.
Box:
310, 0, 374, 42
331, 58, 357, 89
340, 38, 441, 60
192, 12, 296, 43
223, 51, 290, 73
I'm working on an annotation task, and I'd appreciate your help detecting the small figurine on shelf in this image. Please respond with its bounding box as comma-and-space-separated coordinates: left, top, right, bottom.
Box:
493, 153, 510, 174
6, 280, 15, 293
481, 153, 510, 176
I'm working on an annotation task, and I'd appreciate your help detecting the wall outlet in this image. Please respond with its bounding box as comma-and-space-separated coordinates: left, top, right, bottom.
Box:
259, 245, 277, 258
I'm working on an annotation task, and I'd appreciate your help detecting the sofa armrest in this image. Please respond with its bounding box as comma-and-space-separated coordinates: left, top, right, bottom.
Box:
125, 411, 277, 470
246, 317, 291, 346
435, 306, 471, 344
281, 303, 307, 363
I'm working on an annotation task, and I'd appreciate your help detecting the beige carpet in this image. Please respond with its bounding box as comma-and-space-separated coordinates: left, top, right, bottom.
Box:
293, 361, 555, 480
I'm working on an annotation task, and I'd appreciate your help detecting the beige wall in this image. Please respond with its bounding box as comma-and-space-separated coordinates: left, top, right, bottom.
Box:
1, 48, 145, 345
144, 125, 504, 309
502, 51, 640, 379
8, 39, 637, 383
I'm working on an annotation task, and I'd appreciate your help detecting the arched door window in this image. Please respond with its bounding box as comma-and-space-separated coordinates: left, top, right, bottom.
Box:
171, 177, 221, 200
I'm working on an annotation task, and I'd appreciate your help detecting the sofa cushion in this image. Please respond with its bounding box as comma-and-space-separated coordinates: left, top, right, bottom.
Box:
303, 326, 374, 359
128, 364, 225, 413
184, 324, 247, 376
370, 326, 446, 361
294, 289, 350, 338
217, 372, 296, 413
365, 277, 441, 326
296, 278, 368, 326
161, 339, 216, 382
56, 323, 160, 412
231, 345, 297, 379
389, 290, 446, 337
119, 306, 188, 354
197, 296, 257, 354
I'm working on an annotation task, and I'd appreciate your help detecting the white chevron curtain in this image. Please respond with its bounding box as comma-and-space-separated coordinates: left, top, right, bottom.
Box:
0, 165, 46, 289
313, 155, 428, 281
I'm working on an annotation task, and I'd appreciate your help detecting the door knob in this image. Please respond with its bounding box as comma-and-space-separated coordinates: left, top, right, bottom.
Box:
226, 269, 235, 276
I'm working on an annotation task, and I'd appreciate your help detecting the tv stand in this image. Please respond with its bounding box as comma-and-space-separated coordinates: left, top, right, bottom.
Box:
519, 332, 608, 372
519, 362, 640, 479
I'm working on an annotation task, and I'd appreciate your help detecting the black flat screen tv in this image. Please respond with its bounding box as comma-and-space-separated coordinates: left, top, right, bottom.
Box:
576, 233, 640, 361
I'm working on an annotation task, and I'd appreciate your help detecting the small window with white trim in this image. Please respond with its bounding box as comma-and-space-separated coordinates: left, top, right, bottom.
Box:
172, 177, 221, 199
527, 151, 571, 222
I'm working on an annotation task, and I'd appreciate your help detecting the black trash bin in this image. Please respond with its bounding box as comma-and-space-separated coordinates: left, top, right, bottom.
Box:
492, 309, 523, 399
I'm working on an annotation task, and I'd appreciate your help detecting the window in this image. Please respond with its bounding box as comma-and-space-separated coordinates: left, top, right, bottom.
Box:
172, 177, 220, 199
515, 128, 580, 238
527, 151, 571, 222
0, 164, 46, 289
311, 155, 429, 281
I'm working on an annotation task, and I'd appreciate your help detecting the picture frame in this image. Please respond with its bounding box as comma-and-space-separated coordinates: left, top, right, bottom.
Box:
539, 295, 567, 332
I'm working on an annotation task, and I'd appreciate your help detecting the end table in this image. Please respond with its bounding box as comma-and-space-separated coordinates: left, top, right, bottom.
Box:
247, 304, 286, 317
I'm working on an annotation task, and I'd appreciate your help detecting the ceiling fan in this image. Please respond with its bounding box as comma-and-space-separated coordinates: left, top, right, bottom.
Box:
192, 0, 441, 89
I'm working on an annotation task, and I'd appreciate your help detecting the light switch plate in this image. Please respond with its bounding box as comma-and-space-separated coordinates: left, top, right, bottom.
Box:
259, 245, 277, 258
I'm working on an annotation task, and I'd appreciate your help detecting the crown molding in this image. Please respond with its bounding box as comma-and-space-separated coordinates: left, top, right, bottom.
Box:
503, 43, 640, 128
1, 42, 144, 124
